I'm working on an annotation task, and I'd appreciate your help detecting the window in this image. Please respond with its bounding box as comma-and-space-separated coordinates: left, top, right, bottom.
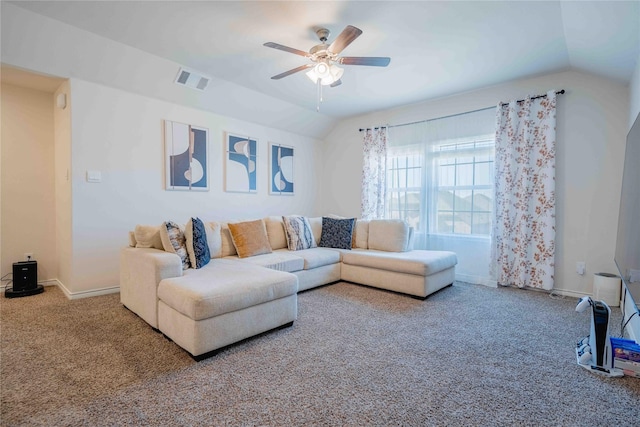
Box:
386, 152, 423, 229
435, 139, 494, 236
385, 107, 496, 241
385, 137, 494, 237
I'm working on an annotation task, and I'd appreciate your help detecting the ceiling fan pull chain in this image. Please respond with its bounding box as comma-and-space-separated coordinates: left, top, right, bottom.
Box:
316, 79, 322, 112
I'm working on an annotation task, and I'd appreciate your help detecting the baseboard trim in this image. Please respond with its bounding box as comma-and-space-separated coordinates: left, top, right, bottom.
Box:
54, 280, 120, 300
39, 279, 61, 287
548, 288, 590, 299
456, 274, 497, 288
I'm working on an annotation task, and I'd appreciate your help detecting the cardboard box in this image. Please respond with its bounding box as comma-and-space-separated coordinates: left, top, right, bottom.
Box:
611, 337, 640, 362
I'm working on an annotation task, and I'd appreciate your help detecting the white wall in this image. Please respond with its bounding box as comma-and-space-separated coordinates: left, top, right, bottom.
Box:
63, 78, 324, 295
323, 70, 629, 296
630, 52, 640, 129
1, 83, 57, 282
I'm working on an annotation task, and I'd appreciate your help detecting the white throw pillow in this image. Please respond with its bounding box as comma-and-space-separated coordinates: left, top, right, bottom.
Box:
282, 216, 317, 251
159, 221, 191, 270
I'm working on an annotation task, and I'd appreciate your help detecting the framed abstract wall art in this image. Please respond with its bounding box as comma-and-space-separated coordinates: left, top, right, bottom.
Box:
225, 132, 257, 193
269, 143, 294, 195
164, 120, 209, 191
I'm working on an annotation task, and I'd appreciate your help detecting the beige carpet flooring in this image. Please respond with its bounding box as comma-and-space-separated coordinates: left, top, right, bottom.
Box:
1, 281, 639, 426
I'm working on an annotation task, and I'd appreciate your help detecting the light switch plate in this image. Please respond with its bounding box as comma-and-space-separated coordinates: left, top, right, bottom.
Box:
87, 170, 102, 183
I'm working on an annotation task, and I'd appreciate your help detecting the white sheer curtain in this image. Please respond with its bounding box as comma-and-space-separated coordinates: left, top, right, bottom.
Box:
490, 91, 557, 290
387, 108, 495, 249
361, 127, 388, 220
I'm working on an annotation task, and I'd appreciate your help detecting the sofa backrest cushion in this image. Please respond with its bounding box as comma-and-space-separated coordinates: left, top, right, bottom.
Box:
219, 223, 238, 257
353, 219, 370, 249
160, 221, 191, 270
368, 219, 411, 252
282, 216, 317, 251
228, 219, 273, 258
206, 222, 223, 259
264, 216, 288, 250
308, 217, 323, 243
134, 225, 164, 250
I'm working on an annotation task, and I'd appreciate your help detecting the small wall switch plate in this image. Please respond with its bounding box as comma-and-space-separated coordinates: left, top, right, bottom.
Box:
576, 262, 586, 275
87, 170, 102, 183
630, 269, 640, 283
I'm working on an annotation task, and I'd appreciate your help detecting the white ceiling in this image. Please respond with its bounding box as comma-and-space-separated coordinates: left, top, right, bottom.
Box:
9, 0, 640, 118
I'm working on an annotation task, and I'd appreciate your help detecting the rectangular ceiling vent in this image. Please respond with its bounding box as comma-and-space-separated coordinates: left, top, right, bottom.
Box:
174, 67, 210, 91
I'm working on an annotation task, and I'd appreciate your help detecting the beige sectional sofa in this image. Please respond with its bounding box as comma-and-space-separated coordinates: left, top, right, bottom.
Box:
120, 216, 457, 360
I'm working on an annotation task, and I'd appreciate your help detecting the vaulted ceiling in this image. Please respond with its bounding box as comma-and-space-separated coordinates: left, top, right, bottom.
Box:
7, 1, 640, 119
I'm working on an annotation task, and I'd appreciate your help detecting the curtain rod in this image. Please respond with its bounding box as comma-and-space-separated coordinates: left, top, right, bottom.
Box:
359, 89, 565, 132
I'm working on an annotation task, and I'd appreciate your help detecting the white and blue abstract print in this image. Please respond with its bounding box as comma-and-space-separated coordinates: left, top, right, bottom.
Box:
165, 120, 209, 191
225, 133, 257, 193
270, 143, 294, 195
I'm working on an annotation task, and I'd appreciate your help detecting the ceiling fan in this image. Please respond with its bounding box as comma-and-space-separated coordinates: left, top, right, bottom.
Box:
263, 25, 390, 89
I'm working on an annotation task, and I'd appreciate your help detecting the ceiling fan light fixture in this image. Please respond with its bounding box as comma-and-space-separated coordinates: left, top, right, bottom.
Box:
306, 62, 343, 86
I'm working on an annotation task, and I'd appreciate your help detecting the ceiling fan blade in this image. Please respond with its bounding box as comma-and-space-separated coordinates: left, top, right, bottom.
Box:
263, 42, 310, 58
328, 25, 363, 55
270, 64, 313, 80
330, 79, 342, 88
340, 57, 391, 67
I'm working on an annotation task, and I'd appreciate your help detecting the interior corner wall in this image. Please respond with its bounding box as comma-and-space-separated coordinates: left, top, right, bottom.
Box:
322, 70, 629, 296
65, 78, 323, 295
54, 80, 72, 290
1, 83, 57, 282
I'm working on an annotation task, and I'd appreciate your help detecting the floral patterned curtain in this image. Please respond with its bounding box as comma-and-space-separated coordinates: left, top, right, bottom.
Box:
361, 127, 388, 220
491, 91, 557, 290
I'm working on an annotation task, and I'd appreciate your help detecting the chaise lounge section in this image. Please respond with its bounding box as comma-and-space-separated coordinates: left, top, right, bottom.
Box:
120, 216, 457, 359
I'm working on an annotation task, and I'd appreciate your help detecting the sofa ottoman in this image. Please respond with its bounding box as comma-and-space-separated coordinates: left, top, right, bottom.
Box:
341, 249, 457, 299
157, 259, 298, 359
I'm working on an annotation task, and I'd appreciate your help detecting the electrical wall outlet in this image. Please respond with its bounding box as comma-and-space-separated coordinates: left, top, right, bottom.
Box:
576, 261, 586, 275
24, 253, 33, 261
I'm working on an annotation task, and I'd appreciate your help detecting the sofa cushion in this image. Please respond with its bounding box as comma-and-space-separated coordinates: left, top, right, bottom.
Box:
353, 219, 370, 249
206, 222, 223, 259
225, 252, 304, 273
185, 217, 211, 269
128, 231, 137, 247
157, 259, 298, 321
264, 216, 288, 250
160, 221, 191, 270
368, 220, 411, 252
308, 217, 323, 244
219, 223, 238, 257
282, 216, 317, 251
319, 217, 355, 250
277, 247, 341, 270
228, 219, 272, 258
134, 224, 163, 249
342, 250, 457, 276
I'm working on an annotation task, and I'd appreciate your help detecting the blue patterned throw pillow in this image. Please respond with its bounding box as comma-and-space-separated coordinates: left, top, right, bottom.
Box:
319, 217, 355, 250
186, 217, 210, 269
